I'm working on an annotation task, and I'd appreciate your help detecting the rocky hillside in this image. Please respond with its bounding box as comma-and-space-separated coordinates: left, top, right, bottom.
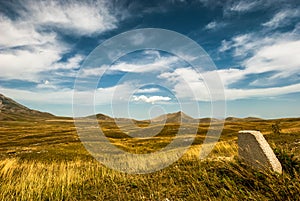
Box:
0, 94, 55, 121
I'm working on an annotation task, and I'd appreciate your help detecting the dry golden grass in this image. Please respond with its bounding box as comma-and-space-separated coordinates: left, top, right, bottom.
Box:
0, 118, 299, 200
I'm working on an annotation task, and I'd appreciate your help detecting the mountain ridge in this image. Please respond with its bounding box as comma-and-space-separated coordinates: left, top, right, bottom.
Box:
2, 93, 299, 123
0, 94, 55, 121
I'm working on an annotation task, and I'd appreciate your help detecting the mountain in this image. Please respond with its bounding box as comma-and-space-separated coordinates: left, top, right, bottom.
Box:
0, 94, 55, 121
151, 111, 198, 123
225, 116, 263, 122
89, 111, 198, 124
198, 117, 220, 123
95, 113, 114, 121
225, 117, 242, 122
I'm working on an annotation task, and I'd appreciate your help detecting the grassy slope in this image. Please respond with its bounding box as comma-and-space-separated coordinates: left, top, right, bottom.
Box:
0, 118, 299, 200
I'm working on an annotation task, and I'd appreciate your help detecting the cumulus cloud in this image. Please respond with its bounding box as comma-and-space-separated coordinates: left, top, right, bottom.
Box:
36, 80, 58, 89
132, 95, 171, 104
0, 45, 62, 81
0, 15, 56, 48
15, 0, 117, 36
159, 68, 211, 101
0, 0, 118, 82
0, 47, 84, 81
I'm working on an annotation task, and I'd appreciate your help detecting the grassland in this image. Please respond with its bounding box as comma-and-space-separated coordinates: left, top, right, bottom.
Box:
0, 117, 299, 200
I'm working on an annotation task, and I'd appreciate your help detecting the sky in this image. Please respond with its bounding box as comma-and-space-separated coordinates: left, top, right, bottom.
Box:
0, 0, 300, 119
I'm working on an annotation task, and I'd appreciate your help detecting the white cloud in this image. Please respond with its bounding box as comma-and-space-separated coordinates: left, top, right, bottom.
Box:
0, 47, 84, 81
78, 55, 180, 79
158, 53, 300, 101
219, 40, 232, 52
0, 0, 118, 82
215, 26, 300, 99
219, 24, 300, 57
226, 0, 262, 13
81, 66, 108, 77
36, 80, 58, 89
129, 32, 146, 45
53, 54, 84, 70
93, 83, 136, 105
132, 95, 171, 104
204, 21, 217, 30
159, 68, 211, 101
204, 21, 226, 30
219, 33, 263, 56
225, 83, 300, 100
173, 51, 197, 63
0, 45, 63, 81
0, 82, 135, 106
0, 15, 56, 48
136, 88, 161, 93
204, 68, 246, 87
243, 40, 300, 78
18, 0, 117, 36
218, 30, 300, 85
0, 87, 73, 104
143, 50, 161, 59
230, 1, 258, 12
262, 9, 300, 29
109, 56, 179, 73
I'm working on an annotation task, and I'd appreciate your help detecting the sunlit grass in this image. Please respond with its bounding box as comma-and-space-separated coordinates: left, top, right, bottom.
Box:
0, 118, 299, 200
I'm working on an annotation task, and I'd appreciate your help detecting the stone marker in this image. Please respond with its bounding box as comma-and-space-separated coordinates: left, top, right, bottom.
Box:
238, 130, 282, 174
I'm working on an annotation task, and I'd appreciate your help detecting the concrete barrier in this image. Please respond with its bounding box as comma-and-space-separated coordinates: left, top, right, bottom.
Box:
238, 130, 282, 174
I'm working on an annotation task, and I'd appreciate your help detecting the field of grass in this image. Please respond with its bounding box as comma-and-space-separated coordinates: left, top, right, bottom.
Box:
0, 118, 299, 200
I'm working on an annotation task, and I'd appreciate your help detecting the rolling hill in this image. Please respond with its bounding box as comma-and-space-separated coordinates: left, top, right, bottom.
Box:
151, 111, 199, 123
0, 94, 55, 121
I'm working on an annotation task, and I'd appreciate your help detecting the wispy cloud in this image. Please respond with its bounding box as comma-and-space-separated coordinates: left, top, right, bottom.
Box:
159, 31, 300, 101
243, 40, 300, 78
223, 0, 264, 14
204, 21, 226, 31
262, 8, 300, 29
226, 83, 300, 100
136, 88, 161, 93
159, 65, 300, 101
229, 0, 260, 12
109, 56, 179, 73
219, 34, 257, 56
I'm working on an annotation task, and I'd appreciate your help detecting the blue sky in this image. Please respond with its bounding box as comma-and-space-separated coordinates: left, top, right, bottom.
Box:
0, 0, 300, 119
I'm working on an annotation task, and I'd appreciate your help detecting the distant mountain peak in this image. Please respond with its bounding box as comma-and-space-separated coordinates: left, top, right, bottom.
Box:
151, 111, 197, 123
